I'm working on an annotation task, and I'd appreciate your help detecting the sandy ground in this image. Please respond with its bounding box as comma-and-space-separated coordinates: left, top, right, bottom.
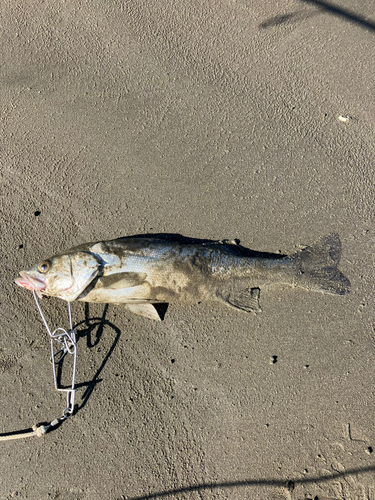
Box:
1, 0, 374, 499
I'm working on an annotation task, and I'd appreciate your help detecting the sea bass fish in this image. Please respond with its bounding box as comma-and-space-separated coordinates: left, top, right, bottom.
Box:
15, 233, 350, 321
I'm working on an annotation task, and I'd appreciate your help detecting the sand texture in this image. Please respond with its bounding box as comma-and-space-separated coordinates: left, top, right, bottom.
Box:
0, 1, 374, 499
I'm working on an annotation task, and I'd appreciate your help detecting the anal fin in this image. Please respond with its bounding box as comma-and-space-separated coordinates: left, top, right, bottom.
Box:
217, 286, 262, 314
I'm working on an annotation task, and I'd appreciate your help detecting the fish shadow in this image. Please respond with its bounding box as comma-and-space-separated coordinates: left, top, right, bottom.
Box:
153, 302, 169, 320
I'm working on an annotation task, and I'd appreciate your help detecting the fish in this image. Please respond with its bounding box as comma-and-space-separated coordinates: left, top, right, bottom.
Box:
14, 233, 350, 321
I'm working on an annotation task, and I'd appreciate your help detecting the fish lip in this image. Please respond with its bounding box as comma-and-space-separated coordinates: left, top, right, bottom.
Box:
15, 271, 46, 292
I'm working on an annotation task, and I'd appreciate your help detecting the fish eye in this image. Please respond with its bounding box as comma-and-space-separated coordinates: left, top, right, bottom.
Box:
38, 261, 50, 273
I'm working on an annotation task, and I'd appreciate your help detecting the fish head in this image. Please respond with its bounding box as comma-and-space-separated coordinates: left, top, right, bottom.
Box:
15, 251, 101, 301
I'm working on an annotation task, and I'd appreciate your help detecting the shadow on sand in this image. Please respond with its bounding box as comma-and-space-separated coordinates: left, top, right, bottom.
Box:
119, 465, 375, 499
46, 283, 371, 500
72, 303, 121, 411
260, 0, 375, 31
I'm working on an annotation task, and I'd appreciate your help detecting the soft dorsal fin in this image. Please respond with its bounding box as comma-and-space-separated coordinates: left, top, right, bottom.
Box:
125, 303, 161, 321
97, 272, 147, 289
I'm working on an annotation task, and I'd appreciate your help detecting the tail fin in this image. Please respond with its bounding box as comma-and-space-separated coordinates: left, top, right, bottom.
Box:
290, 234, 350, 295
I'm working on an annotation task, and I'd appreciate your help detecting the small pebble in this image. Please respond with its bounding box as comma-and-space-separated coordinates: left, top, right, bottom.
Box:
338, 115, 350, 122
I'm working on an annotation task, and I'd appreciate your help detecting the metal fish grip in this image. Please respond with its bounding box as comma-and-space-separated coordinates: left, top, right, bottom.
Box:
32, 290, 77, 422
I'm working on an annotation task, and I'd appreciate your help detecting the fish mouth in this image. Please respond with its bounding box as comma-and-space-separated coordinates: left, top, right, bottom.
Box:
15, 271, 46, 295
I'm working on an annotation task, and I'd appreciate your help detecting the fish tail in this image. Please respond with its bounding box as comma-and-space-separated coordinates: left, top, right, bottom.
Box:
290, 234, 350, 295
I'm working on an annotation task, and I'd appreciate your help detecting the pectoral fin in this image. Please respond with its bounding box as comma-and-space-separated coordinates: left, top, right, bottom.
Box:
124, 303, 161, 321
97, 272, 147, 289
217, 286, 262, 313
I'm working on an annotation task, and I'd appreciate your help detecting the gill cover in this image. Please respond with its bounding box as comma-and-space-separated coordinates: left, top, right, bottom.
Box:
40, 251, 101, 301
64, 251, 101, 301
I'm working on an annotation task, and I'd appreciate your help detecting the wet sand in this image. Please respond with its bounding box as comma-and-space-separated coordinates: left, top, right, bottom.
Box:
1, 1, 374, 499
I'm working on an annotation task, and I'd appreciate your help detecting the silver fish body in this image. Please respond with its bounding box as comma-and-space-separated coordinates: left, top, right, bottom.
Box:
15, 234, 350, 320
